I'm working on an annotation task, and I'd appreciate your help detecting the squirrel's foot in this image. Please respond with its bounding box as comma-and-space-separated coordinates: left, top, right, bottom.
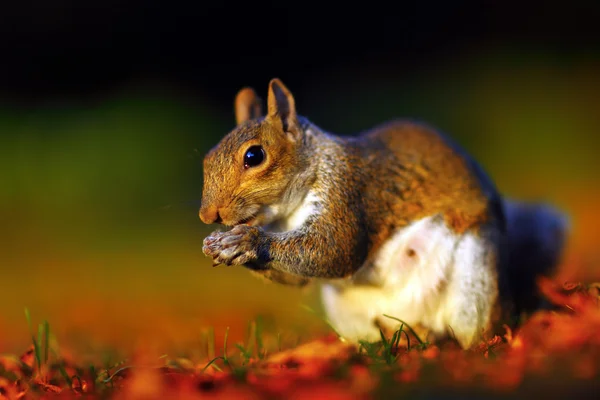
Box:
203, 225, 262, 266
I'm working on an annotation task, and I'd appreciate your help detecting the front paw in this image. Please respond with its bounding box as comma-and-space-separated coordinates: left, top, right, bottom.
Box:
203, 225, 263, 266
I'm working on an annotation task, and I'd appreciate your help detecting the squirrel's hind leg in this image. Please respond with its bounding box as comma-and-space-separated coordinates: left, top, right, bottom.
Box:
442, 232, 499, 349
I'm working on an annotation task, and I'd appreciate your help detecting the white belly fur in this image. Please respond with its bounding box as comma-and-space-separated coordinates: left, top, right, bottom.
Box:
320, 215, 498, 348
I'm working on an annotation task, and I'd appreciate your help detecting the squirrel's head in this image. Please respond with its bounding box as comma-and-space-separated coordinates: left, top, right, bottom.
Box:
199, 78, 310, 226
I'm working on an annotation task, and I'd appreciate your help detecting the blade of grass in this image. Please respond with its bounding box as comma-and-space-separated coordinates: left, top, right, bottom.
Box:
379, 328, 389, 347
208, 327, 215, 360
235, 344, 252, 365
245, 321, 256, 359
382, 314, 425, 345
402, 329, 411, 351
223, 327, 230, 366
33, 326, 42, 372
381, 326, 403, 365
392, 328, 400, 350
25, 308, 43, 373
202, 356, 224, 372
255, 316, 264, 358
300, 304, 344, 340
43, 320, 50, 365
359, 339, 384, 363
37, 323, 43, 352
386, 331, 398, 364
58, 363, 73, 388
24, 307, 32, 333
395, 324, 404, 349
102, 366, 133, 384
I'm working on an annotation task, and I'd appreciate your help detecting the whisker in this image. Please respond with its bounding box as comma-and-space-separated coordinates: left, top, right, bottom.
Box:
151, 199, 202, 212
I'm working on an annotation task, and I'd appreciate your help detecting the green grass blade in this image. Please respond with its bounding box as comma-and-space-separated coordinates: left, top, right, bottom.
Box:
360, 339, 383, 361
208, 327, 215, 360
58, 363, 73, 387
300, 304, 343, 339
31, 335, 41, 372
391, 329, 400, 349
202, 356, 224, 372
34, 323, 44, 372
234, 343, 245, 353
25, 308, 42, 372
394, 324, 404, 349
382, 314, 425, 345
245, 321, 255, 358
235, 344, 252, 364
102, 366, 133, 384
255, 316, 264, 358
379, 328, 388, 346
403, 329, 411, 351
223, 327, 230, 365
43, 320, 50, 364
24, 307, 32, 333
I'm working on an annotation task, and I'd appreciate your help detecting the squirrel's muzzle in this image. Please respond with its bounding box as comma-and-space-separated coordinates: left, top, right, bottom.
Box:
199, 204, 222, 225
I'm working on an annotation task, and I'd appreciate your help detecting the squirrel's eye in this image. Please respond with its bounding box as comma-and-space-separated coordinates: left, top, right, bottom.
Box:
243, 145, 265, 169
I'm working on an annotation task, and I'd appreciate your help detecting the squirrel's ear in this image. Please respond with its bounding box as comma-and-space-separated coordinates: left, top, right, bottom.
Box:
234, 87, 263, 125
266, 78, 300, 139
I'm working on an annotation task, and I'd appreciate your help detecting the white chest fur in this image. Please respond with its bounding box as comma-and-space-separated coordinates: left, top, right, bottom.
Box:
320, 215, 498, 348
282, 191, 321, 231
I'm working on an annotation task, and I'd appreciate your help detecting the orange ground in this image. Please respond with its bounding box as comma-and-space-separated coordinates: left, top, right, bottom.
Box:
0, 278, 599, 399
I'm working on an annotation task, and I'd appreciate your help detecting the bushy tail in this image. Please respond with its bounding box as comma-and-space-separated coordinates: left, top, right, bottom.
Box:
503, 199, 570, 315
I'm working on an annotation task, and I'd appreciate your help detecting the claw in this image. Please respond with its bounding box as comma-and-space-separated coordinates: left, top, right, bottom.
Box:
203, 237, 216, 247
202, 245, 214, 256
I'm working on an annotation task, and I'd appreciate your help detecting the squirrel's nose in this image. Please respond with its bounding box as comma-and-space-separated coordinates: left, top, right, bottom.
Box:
199, 204, 222, 224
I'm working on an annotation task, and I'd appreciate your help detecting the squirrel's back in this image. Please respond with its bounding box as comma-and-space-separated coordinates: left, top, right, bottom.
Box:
346, 119, 567, 316
346, 120, 502, 243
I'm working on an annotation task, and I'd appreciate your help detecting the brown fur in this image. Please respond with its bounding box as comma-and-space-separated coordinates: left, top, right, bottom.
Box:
348, 120, 495, 261
234, 87, 262, 125
200, 78, 503, 285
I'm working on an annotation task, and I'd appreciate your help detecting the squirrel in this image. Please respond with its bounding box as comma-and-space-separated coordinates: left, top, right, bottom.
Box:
199, 78, 569, 349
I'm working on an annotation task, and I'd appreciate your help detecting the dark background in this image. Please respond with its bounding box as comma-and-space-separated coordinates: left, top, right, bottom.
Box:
2, 0, 599, 106
1, 0, 599, 353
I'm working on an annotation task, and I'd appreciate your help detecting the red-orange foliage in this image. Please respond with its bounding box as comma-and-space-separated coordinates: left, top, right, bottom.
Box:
0, 279, 599, 399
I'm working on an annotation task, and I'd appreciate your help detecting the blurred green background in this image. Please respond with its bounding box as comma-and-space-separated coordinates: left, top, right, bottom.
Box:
1, 1, 599, 357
